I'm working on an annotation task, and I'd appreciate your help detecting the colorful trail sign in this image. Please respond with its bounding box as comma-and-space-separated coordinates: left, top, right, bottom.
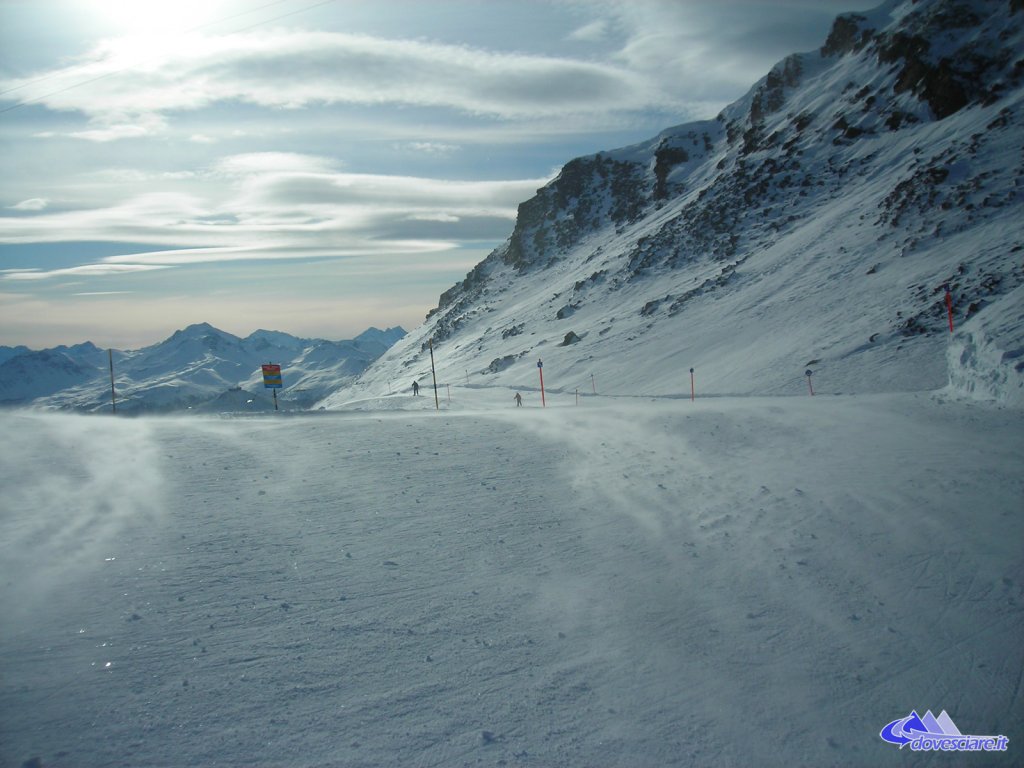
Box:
262, 363, 282, 410
262, 364, 282, 389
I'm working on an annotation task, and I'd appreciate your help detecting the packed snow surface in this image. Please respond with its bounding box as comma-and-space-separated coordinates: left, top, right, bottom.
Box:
1, 387, 1022, 767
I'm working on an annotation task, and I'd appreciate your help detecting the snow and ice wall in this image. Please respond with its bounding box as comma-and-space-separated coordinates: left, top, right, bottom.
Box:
947, 286, 1024, 407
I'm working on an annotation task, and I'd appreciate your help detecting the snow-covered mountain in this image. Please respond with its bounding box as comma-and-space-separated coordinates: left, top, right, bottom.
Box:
0, 324, 405, 412
320, 0, 1024, 409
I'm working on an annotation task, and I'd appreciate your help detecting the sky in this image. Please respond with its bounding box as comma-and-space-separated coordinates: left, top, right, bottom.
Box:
0, 0, 879, 349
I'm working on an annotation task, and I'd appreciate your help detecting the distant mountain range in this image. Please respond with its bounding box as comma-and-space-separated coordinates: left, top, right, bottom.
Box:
0, 324, 405, 412
321, 0, 1024, 409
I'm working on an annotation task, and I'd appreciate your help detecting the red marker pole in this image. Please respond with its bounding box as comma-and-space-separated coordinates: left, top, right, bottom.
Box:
537, 359, 546, 408
690, 367, 695, 402
944, 284, 954, 333
591, 373, 596, 395
805, 369, 815, 396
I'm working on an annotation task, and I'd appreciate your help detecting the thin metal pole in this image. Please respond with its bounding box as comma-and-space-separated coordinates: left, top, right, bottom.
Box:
109, 349, 117, 414
537, 360, 546, 407
429, 338, 440, 410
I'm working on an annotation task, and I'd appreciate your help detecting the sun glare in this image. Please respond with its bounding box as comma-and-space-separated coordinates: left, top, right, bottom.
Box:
81, 0, 227, 37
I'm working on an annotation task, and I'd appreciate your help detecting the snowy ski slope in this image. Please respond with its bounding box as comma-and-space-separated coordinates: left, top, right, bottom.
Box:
1, 387, 1021, 767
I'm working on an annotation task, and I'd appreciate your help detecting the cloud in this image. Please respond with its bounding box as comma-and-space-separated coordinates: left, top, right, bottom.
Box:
1, 241, 462, 282
409, 213, 460, 223
568, 19, 610, 42
3, 263, 171, 280
0, 157, 550, 279
3, 4, 875, 145
0, 191, 224, 246
101, 242, 455, 266
3, 29, 664, 139
230, 167, 546, 213
8, 198, 49, 211
68, 118, 165, 142
404, 142, 460, 155
0, 171, 543, 296
0, 154, 550, 265
574, 0, 880, 108
214, 152, 339, 175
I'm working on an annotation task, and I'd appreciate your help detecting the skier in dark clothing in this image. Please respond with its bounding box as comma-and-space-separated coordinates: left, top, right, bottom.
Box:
514, 392, 523, 407
412, 380, 420, 396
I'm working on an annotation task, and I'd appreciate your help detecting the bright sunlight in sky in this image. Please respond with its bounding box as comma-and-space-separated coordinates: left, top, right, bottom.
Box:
83, 0, 228, 35
0, 0, 878, 349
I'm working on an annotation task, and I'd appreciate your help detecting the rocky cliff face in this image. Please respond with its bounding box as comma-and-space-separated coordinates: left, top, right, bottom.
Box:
327, 0, 1023, 404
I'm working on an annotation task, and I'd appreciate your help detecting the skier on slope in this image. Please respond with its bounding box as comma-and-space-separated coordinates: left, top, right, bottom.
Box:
514, 392, 523, 407
412, 380, 420, 396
